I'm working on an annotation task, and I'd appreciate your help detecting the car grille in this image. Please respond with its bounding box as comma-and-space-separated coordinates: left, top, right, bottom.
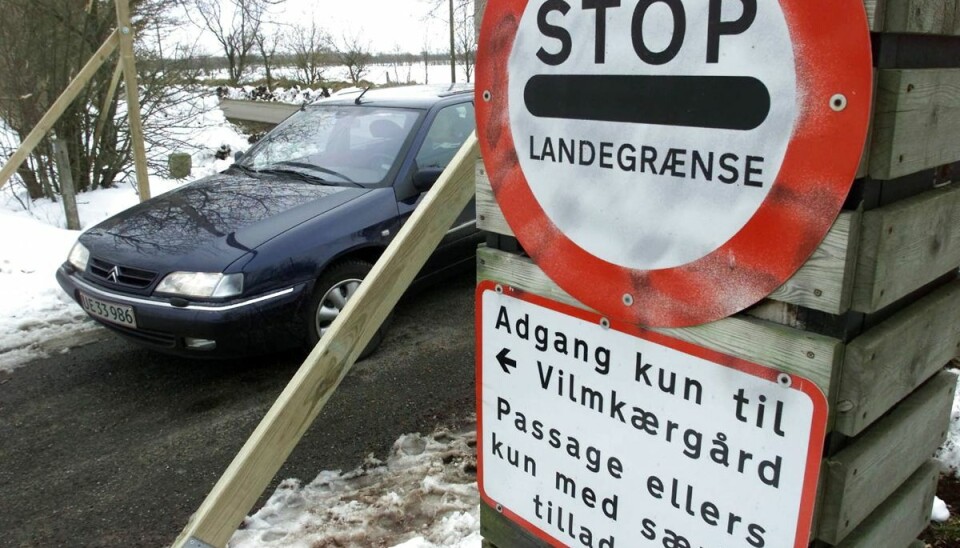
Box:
89, 258, 158, 289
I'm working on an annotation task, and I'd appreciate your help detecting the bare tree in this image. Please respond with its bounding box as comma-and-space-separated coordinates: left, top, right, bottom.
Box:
330, 34, 373, 86
423, 0, 473, 83
0, 0, 204, 201
181, 0, 282, 85
387, 44, 416, 86
254, 27, 281, 89
286, 20, 331, 87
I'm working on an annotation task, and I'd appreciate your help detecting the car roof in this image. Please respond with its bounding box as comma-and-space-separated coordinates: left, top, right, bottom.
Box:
312, 84, 474, 109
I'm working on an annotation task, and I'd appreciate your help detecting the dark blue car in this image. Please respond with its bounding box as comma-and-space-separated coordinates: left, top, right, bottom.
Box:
56, 84, 479, 357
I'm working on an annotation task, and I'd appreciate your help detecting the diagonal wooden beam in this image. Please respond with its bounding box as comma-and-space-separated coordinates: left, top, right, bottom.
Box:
0, 30, 119, 192
172, 133, 480, 548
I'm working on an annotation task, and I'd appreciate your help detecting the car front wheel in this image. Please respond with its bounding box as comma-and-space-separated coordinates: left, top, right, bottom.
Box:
306, 260, 385, 359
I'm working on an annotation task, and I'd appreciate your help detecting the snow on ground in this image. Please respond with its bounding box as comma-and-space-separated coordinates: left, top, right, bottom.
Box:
932, 495, 951, 523
230, 426, 480, 548
937, 369, 960, 475
0, 213, 86, 369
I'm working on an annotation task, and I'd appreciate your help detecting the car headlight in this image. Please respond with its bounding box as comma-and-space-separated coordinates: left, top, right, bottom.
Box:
154, 272, 244, 298
68, 242, 90, 271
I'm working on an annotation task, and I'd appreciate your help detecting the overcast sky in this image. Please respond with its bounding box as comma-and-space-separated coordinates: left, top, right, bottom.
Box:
169, 0, 456, 56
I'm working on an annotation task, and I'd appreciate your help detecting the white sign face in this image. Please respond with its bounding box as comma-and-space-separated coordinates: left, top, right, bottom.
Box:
508, 0, 797, 270
478, 286, 825, 548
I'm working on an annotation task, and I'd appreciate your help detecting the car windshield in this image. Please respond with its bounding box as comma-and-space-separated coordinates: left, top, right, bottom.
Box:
239, 105, 422, 186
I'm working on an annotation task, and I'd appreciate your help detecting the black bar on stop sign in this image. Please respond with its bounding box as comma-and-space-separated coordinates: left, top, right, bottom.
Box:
523, 74, 771, 131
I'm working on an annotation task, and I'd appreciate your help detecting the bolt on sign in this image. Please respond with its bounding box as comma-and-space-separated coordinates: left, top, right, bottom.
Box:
476, 282, 828, 548
475, 0, 873, 327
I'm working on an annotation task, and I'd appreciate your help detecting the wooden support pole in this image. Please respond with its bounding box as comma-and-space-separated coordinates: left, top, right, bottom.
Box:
172, 134, 480, 548
115, 0, 151, 202
52, 136, 80, 231
0, 30, 119, 192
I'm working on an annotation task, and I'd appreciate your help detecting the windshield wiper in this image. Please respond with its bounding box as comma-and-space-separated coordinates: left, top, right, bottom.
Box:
230, 163, 257, 175
256, 167, 332, 185
272, 161, 361, 187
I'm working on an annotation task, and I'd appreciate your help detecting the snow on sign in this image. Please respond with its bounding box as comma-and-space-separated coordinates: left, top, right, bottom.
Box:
476, 282, 828, 548
475, 0, 873, 327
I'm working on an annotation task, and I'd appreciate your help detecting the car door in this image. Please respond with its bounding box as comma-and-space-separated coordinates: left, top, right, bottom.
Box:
394, 100, 479, 273
414, 101, 477, 238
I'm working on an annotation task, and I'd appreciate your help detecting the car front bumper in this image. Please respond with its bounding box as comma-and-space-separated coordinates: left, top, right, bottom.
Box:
56, 265, 312, 357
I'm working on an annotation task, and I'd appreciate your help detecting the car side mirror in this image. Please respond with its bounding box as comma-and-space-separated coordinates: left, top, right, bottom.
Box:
234, 150, 245, 161
413, 167, 444, 192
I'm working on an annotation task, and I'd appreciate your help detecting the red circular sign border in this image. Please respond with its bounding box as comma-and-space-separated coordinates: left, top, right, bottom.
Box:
475, 0, 873, 328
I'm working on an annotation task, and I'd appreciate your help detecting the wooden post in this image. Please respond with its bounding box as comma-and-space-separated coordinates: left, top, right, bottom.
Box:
115, 0, 151, 202
0, 31, 119, 191
51, 136, 80, 231
172, 134, 479, 548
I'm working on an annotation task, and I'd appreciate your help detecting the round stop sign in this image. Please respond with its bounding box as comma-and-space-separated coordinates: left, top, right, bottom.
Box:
476, 0, 873, 327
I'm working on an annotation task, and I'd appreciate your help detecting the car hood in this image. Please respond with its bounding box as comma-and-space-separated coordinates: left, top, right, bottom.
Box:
81, 171, 370, 272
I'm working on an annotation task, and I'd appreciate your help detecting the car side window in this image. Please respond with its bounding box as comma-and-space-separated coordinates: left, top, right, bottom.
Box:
415, 103, 475, 170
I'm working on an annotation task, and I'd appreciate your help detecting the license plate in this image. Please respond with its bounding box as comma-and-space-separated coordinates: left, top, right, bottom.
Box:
80, 293, 137, 328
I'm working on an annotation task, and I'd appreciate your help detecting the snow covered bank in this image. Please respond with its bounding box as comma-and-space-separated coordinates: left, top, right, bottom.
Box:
230, 426, 481, 548
202, 62, 474, 93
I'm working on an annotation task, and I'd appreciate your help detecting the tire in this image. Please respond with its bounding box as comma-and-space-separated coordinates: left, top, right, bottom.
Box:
306, 260, 385, 359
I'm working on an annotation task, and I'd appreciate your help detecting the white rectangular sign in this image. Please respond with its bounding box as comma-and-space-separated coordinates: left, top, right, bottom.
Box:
477, 284, 827, 548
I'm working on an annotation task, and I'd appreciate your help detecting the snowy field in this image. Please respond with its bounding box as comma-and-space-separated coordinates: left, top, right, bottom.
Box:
0, 86, 956, 543
207, 62, 476, 91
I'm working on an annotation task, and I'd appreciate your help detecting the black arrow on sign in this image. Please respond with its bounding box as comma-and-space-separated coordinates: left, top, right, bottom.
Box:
497, 348, 517, 374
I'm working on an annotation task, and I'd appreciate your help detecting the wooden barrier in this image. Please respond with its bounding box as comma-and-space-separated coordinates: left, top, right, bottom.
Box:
482, 174, 960, 320
883, 0, 960, 34
837, 279, 960, 436
869, 69, 960, 180
853, 182, 960, 311
817, 372, 954, 543
873, 0, 960, 33
834, 460, 940, 548
477, 174, 864, 316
